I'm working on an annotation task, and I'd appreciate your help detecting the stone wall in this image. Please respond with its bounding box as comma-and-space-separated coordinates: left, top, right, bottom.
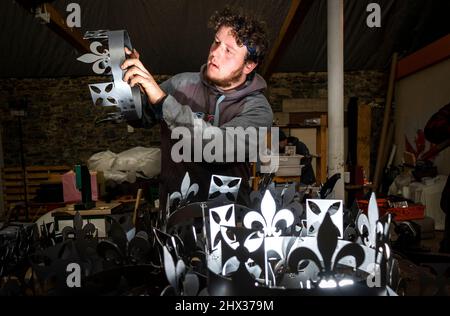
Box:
267, 71, 388, 112
0, 71, 387, 168
0, 76, 168, 166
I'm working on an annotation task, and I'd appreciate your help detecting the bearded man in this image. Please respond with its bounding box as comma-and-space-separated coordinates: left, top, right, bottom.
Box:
122, 8, 273, 210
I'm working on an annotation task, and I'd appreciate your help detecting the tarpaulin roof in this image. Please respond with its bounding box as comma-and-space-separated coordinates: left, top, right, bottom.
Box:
1, 0, 449, 78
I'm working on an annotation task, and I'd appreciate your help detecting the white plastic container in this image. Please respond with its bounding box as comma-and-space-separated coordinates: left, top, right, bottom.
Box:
418, 175, 446, 230
409, 181, 425, 203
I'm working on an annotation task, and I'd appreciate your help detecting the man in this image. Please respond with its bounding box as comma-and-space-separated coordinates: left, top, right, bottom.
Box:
424, 102, 450, 253
122, 8, 273, 210
279, 130, 316, 185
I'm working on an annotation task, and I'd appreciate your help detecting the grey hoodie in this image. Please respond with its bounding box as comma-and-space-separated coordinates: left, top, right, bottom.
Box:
139, 65, 273, 210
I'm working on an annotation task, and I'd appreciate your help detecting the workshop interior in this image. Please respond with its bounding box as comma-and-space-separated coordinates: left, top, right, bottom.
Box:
1, 0, 450, 297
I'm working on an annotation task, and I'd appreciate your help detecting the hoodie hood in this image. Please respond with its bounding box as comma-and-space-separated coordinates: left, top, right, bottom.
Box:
199, 64, 267, 101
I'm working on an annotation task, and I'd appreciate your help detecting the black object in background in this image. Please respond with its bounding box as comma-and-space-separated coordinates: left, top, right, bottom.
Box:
74, 165, 96, 210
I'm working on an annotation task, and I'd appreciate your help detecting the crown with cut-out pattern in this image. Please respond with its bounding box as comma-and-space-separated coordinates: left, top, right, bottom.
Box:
162, 174, 400, 296
77, 30, 143, 123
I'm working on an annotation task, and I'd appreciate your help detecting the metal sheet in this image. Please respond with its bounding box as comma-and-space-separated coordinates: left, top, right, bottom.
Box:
78, 30, 143, 122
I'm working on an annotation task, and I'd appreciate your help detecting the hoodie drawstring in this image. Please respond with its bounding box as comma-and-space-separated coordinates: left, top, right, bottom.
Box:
213, 95, 225, 126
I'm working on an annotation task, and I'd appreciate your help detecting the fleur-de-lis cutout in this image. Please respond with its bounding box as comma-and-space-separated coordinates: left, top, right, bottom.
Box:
30, 244, 84, 293
356, 193, 379, 247
209, 204, 236, 251
155, 193, 171, 232
208, 175, 241, 202
83, 30, 109, 39
77, 30, 144, 123
265, 236, 301, 286
169, 172, 199, 209
219, 226, 265, 280
243, 190, 294, 237
288, 213, 365, 281
248, 182, 277, 212
306, 199, 343, 238
77, 42, 110, 74
374, 213, 398, 288
161, 246, 200, 296
128, 231, 150, 264
96, 219, 132, 266
281, 184, 303, 235
61, 211, 97, 241
152, 227, 185, 268
162, 245, 186, 295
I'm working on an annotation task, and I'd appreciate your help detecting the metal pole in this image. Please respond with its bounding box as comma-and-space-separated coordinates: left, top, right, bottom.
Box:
327, 0, 345, 200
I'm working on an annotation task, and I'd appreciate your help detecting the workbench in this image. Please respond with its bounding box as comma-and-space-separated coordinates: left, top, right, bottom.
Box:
50, 201, 123, 238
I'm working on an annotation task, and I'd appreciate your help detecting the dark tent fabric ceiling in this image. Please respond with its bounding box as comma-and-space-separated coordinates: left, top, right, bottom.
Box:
1, 0, 449, 78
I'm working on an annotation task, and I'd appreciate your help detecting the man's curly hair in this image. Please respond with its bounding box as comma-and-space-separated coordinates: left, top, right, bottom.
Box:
208, 7, 269, 65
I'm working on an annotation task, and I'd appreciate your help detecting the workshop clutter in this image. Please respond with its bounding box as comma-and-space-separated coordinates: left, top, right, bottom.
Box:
389, 173, 446, 229
357, 198, 425, 221
0, 174, 400, 296
87, 147, 161, 183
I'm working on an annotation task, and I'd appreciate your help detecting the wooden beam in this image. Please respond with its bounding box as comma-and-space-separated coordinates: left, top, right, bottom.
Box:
396, 34, 450, 80
356, 103, 371, 179
15, 1, 90, 54
373, 53, 398, 193
316, 114, 328, 184
261, 0, 314, 80
44, 3, 90, 53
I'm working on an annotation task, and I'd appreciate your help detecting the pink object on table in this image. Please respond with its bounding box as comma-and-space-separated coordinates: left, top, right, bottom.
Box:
62, 170, 98, 203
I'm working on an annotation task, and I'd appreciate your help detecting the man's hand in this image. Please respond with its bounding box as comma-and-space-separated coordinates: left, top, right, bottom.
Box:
122, 48, 166, 104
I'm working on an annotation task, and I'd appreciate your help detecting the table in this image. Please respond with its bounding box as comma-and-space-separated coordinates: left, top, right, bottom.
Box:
50, 201, 123, 238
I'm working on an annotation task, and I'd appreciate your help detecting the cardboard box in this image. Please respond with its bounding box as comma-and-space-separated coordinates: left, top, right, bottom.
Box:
275, 155, 303, 176
276, 165, 302, 177
279, 154, 303, 166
